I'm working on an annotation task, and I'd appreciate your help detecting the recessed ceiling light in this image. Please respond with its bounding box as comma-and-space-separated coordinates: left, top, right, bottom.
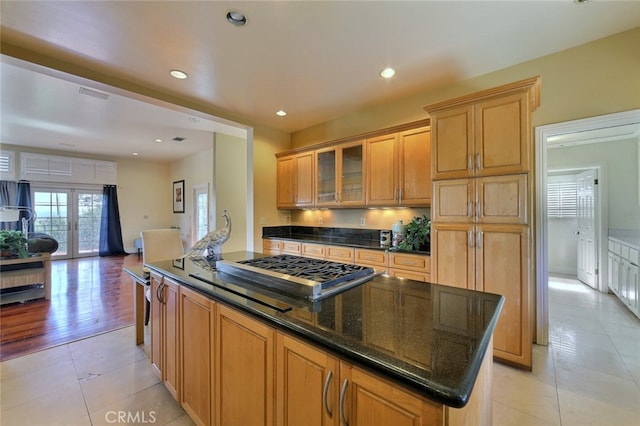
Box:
276, 110, 287, 117
380, 68, 396, 79
155, 139, 163, 143
227, 10, 247, 26
132, 152, 139, 156
189, 117, 200, 122
170, 69, 188, 79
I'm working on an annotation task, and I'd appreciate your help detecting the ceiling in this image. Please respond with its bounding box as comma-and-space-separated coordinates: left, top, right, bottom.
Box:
1, 1, 640, 161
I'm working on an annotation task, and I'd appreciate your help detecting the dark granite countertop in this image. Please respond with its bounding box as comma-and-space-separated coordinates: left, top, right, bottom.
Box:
263, 225, 430, 254
145, 251, 502, 408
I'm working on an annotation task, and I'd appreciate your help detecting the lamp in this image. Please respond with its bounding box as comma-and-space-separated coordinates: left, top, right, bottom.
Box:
0, 206, 36, 239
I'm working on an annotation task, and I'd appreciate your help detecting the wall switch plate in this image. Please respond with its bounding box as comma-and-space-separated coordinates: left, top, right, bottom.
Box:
360, 217, 365, 227
319, 217, 323, 225
260, 217, 267, 225
286, 215, 291, 224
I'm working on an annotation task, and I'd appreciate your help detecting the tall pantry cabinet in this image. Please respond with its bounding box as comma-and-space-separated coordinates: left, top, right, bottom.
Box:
424, 77, 541, 369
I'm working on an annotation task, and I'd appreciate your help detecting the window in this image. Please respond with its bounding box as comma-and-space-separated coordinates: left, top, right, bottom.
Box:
192, 184, 209, 244
547, 177, 577, 218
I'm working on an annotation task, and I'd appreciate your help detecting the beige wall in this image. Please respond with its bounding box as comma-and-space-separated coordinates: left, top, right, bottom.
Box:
214, 133, 247, 253
291, 27, 640, 148
285, 27, 640, 231
169, 145, 214, 249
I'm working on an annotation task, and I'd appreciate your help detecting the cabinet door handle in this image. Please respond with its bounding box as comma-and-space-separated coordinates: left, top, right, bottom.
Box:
476, 153, 481, 171
323, 370, 333, 418
467, 154, 473, 171
477, 231, 483, 249
476, 201, 481, 219
399, 187, 403, 204
339, 378, 349, 426
468, 230, 474, 248
155, 280, 162, 303
468, 201, 472, 218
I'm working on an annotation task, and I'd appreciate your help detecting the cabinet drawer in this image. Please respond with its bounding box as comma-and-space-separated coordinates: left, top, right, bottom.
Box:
263, 239, 282, 251
326, 245, 355, 262
301, 243, 326, 259
281, 241, 301, 255
355, 249, 388, 267
388, 268, 430, 283
389, 253, 430, 273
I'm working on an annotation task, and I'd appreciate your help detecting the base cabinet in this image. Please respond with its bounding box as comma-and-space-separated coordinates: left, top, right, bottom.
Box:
276, 334, 340, 426
179, 286, 214, 426
340, 363, 443, 426
151, 274, 491, 426
608, 238, 640, 319
149, 272, 180, 399
216, 304, 276, 426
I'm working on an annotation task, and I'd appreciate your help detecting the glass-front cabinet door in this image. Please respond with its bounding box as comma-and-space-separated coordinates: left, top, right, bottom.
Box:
316, 141, 364, 207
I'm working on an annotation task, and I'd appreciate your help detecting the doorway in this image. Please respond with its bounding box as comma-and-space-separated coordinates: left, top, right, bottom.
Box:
546, 168, 600, 290
32, 186, 103, 259
535, 109, 640, 345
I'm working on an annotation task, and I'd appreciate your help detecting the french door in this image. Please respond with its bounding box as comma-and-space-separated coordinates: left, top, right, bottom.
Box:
32, 187, 103, 259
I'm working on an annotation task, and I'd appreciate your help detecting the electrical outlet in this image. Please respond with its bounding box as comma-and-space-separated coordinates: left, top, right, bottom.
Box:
285, 215, 291, 224
319, 217, 323, 225
360, 217, 365, 227
260, 217, 267, 225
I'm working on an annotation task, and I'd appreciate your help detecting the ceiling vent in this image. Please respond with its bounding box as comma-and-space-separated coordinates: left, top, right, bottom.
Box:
78, 87, 110, 100
172, 137, 186, 142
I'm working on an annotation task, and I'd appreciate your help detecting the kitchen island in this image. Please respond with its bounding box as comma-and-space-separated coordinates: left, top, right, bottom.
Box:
141, 251, 503, 425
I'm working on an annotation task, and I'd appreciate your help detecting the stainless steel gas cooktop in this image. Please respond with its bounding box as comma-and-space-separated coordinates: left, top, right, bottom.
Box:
215, 254, 379, 301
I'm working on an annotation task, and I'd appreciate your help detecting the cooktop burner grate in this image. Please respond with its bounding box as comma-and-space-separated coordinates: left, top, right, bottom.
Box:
215, 254, 378, 301
238, 255, 372, 284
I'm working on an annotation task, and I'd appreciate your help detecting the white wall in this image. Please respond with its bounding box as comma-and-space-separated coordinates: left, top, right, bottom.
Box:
548, 137, 640, 231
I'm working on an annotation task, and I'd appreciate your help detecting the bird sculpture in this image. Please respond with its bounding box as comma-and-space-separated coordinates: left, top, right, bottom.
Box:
186, 210, 231, 269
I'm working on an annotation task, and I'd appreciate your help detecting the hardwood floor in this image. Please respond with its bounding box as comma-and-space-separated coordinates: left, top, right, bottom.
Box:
0, 254, 141, 361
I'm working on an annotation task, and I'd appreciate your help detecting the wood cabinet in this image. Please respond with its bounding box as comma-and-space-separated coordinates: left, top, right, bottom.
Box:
366, 127, 431, 207
179, 286, 215, 426
149, 270, 493, 426
149, 272, 180, 399
425, 77, 540, 369
389, 251, 432, 282
276, 333, 340, 426
302, 242, 326, 259
339, 363, 442, 426
263, 239, 282, 255
326, 245, 355, 263
430, 92, 532, 181
281, 241, 302, 255
316, 141, 365, 207
215, 304, 276, 426
277, 152, 315, 208
276, 120, 430, 209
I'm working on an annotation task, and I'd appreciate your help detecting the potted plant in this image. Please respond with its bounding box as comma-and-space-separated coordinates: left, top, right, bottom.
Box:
396, 215, 431, 252
0, 230, 30, 259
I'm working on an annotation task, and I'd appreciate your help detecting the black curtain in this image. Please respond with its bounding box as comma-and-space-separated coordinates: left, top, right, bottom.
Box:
0, 180, 33, 232
99, 184, 126, 256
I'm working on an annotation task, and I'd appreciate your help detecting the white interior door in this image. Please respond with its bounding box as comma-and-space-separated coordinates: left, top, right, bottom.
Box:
576, 169, 598, 288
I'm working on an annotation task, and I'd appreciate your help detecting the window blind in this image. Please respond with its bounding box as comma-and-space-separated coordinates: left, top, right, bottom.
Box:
547, 180, 577, 218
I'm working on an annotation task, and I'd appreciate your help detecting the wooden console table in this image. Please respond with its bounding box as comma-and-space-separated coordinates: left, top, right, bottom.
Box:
0, 253, 51, 304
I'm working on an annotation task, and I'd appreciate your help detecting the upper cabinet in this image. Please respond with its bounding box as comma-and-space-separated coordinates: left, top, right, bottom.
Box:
277, 152, 315, 209
366, 127, 432, 207
316, 140, 365, 207
277, 121, 430, 210
430, 86, 536, 180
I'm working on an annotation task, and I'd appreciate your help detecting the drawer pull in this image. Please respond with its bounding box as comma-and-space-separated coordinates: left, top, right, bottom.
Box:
339, 379, 349, 426
323, 370, 333, 418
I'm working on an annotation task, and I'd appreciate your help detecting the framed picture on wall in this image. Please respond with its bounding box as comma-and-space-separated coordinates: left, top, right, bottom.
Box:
173, 180, 185, 213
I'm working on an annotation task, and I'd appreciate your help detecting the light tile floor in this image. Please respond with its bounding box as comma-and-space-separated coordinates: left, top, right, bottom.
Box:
1, 276, 638, 425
